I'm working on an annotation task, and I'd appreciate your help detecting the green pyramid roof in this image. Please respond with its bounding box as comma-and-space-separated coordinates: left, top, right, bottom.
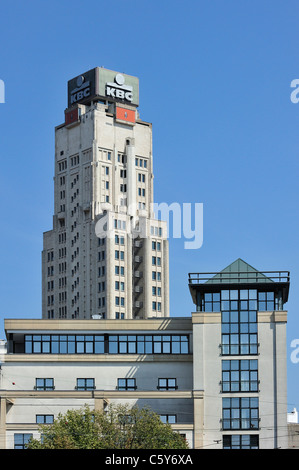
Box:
205, 258, 274, 285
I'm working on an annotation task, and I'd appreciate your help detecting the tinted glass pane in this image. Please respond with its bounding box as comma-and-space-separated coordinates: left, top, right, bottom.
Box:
240, 290, 248, 300
109, 342, 118, 353
95, 342, 104, 354
221, 290, 229, 300
119, 343, 127, 353
221, 301, 230, 310
230, 291, 238, 300
222, 312, 230, 323
33, 343, 41, 353
181, 342, 189, 354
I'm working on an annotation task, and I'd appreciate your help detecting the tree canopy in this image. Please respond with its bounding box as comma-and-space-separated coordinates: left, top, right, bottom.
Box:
27, 403, 189, 449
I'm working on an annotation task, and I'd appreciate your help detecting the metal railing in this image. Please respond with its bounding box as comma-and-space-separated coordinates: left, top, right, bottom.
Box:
188, 271, 290, 285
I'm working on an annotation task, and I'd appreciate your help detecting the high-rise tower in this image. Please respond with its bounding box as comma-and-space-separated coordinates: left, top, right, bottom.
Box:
42, 67, 169, 320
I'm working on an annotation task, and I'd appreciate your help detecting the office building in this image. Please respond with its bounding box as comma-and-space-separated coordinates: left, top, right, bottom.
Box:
0, 259, 291, 449
42, 67, 169, 321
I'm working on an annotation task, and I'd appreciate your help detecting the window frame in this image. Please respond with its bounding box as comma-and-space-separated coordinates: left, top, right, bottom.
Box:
76, 378, 95, 391
35, 378, 55, 391
157, 378, 178, 391
117, 378, 137, 391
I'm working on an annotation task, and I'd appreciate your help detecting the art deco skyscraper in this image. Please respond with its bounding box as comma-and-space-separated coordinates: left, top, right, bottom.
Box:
42, 67, 169, 320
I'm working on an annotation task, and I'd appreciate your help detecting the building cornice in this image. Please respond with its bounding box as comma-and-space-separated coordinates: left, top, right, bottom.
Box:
4, 318, 193, 334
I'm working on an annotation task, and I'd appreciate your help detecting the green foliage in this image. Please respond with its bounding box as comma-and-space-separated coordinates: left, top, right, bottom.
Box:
27, 403, 189, 449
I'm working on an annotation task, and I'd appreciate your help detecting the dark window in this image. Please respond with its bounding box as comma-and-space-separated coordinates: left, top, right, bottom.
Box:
222, 360, 259, 392
202, 292, 221, 312
14, 433, 33, 449
117, 378, 137, 390
25, 334, 189, 355
258, 291, 275, 311
76, 378, 95, 390
35, 378, 54, 391
160, 414, 177, 424
223, 434, 259, 449
221, 289, 258, 355
36, 415, 54, 424
157, 378, 177, 390
222, 397, 259, 430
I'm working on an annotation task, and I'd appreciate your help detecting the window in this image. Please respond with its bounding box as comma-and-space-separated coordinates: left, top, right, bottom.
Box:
116, 266, 124, 275
35, 378, 54, 391
258, 291, 275, 311
117, 378, 137, 390
14, 433, 33, 449
25, 334, 189, 355
221, 289, 258, 355
36, 415, 54, 424
222, 360, 258, 392
26, 334, 105, 354
223, 434, 259, 449
76, 378, 95, 390
116, 312, 125, 319
157, 378, 177, 390
160, 415, 177, 424
222, 397, 259, 430
202, 292, 221, 312
58, 160, 67, 172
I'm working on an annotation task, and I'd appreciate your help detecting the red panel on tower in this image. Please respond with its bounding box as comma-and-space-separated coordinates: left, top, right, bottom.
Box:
65, 108, 79, 125
116, 107, 136, 124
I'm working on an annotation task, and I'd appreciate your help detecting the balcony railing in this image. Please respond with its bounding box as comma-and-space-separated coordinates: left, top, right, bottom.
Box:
189, 271, 290, 285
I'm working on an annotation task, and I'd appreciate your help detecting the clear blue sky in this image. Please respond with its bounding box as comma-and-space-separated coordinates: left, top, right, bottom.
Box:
0, 0, 298, 411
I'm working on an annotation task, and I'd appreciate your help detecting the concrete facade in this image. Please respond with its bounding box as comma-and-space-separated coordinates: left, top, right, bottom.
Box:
42, 68, 169, 321
0, 271, 290, 449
